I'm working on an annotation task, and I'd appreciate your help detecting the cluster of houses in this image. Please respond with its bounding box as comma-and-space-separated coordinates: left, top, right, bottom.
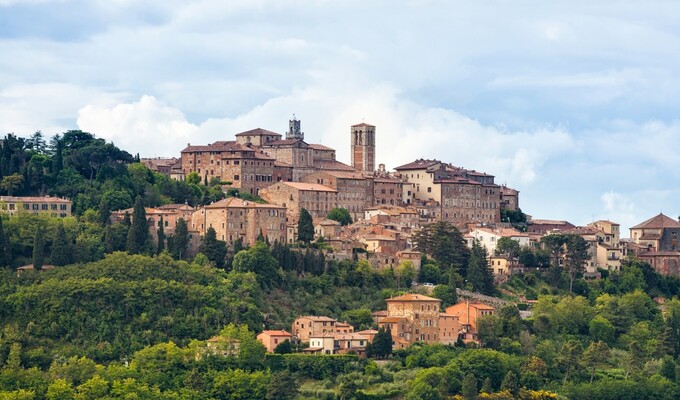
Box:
3, 117, 680, 278
253, 294, 498, 355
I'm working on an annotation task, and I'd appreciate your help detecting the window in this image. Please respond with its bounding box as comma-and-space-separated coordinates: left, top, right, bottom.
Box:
234, 161, 240, 165
234, 175, 240, 180
41, 204, 48, 210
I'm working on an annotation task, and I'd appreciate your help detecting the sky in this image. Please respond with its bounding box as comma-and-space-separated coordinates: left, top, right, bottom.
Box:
1, 0, 679, 235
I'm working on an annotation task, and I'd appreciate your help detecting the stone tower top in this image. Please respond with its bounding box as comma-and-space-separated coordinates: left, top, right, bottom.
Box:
286, 116, 304, 140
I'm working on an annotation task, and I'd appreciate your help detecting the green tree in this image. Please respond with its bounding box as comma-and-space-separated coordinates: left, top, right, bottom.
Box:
126, 196, 149, 254
589, 316, 615, 344
232, 241, 278, 286
461, 373, 478, 400
326, 207, 353, 226
199, 227, 227, 268
171, 218, 189, 260
495, 237, 520, 258
51, 224, 71, 266
273, 339, 292, 354
156, 216, 165, 255
555, 340, 582, 384
266, 370, 298, 400
46, 379, 75, 400
32, 225, 46, 270
297, 208, 314, 243
500, 370, 519, 397
1, 174, 24, 195
432, 284, 457, 308
582, 341, 610, 383
466, 240, 494, 295
0, 217, 11, 267
480, 377, 493, 394
371, 326, 393, 359
414, 221, 469, 275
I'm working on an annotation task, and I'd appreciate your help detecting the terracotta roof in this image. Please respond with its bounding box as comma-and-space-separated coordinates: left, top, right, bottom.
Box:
631, 213, 680, 230
262, 139, 307, 147
1, 196, 71, 203
258, 330, 291, 337
308, 143, 334, 151
529, 219, 574, 226
394, 159, 441, 170
280, 182, 337, 192
387, 293, 441, 302
298, 316, 337, 322
181, 141, 243, 153
352, 123, 375, 128
235, 128, 282, 137
380, 316, 407, 323
273, 160, 293, 168
315, 159, 356, 171
318, 170, 366, 179
205, 197, 285, 209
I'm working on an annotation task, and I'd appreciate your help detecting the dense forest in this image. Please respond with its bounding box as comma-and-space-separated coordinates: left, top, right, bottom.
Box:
2, 131, 680, 399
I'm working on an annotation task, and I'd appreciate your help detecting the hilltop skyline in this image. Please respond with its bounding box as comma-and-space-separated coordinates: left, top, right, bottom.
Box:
1, 1, 679, 232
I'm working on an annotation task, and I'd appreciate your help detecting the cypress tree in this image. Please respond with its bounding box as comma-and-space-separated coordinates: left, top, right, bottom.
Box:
126, 196, 148, 254
99, 198, 111, 226
157, 216, 166, 254
32, 226, 46, 270
172, 218, 189, 260
297, 208, 314, 243
0, 217, 10, 267
461, 373, 478, 400
51, 224, 71, 266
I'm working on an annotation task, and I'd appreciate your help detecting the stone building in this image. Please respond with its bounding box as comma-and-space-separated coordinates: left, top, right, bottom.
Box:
445, 302, 495, 343
373, 166, 405, 206
526, 219, 576, 235
259, 181, 338, 222
180, 141, 282, 196
379, 293, 442, 345
300, 170, 373, 221
499, 185, 520, 211
394, 159, 501, 228
351, 123, 376, 173
291, 316, 338, 342
630, 213, 680, 252
629, 213, 680, 276
0, 196, 72, 218
256, 330, 292, 353
190, 197, 286, 246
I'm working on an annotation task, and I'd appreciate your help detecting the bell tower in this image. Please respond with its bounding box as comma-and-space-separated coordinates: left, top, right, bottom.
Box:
286, 115, 304, 140
351, 123, 375, 173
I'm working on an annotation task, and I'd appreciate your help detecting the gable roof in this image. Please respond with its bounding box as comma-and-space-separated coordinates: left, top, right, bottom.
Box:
631, 213, 680, 229
394, 159, 441, 171
235, 128, 282, 137
280, 182, 337, 192
387, 293, 441, 302
205, 197, 285, 209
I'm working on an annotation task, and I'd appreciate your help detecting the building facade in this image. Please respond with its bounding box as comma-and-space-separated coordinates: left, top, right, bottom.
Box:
0, 196, 72, 218
190, 197, 287, 246
351, 123, 376, 173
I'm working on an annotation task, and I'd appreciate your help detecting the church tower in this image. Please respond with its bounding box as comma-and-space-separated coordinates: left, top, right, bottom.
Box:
351, 123, 375, 173
286, 116, 304, 140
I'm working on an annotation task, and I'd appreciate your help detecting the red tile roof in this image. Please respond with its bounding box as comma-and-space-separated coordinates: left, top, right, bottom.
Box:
631, 213, 680, 229
308, 143, 334, 151
259, 330, 292, 337
387, 293, 441, 302
235, 128, 282, 137
315, 160, 355, 171
352, 123, 375, 127
394, 159, 441, 170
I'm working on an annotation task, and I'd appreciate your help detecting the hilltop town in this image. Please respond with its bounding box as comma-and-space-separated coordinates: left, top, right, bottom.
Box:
2, 123, 680, 399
